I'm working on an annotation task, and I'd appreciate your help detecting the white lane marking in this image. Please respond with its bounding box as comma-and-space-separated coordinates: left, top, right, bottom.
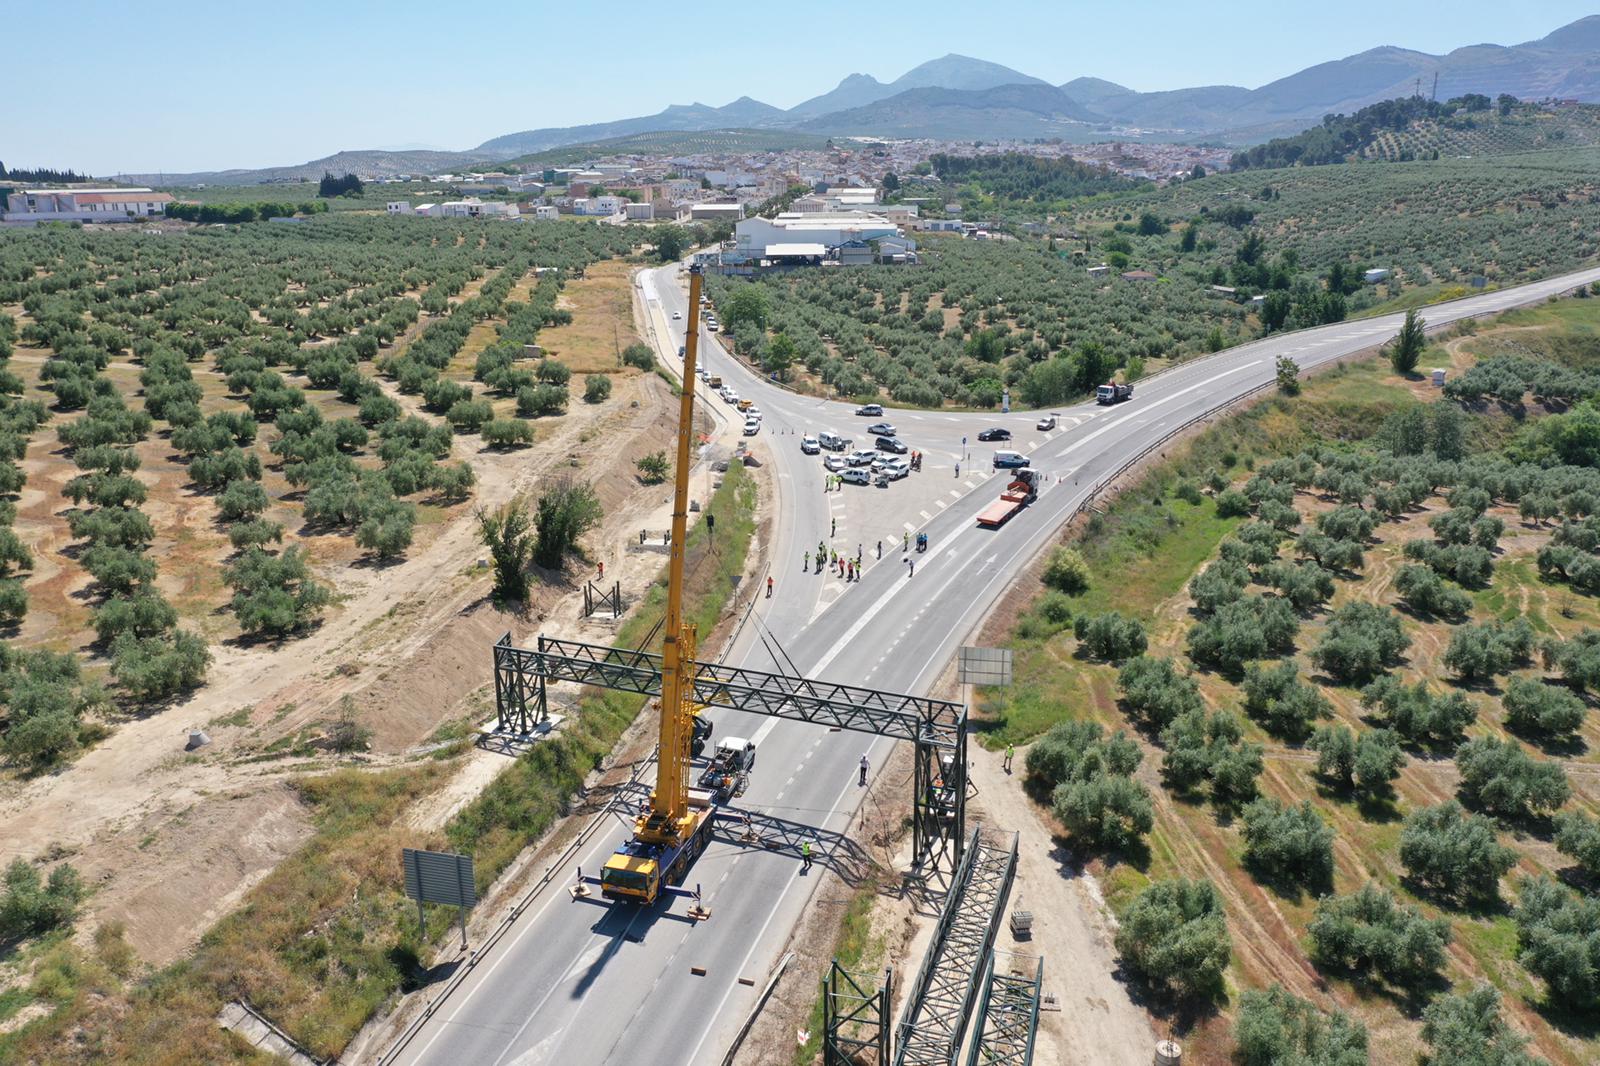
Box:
919, 510, 931, 520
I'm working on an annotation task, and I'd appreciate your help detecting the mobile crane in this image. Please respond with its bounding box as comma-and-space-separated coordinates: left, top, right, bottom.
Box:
597, 267, 721, 906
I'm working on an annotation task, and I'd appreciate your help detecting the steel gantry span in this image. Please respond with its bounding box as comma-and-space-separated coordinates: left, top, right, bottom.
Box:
893, 830, 1019, 1066
491, 633, 970, 870
964, 952, 1043, 1066
823, 961, 894, 1066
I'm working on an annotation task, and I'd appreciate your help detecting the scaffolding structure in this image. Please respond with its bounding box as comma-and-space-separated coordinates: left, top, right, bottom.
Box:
489, 633, 969, 870
893, 830, 1018, 1066
964, 952, 1043, 1066
823, 962, 894, 1066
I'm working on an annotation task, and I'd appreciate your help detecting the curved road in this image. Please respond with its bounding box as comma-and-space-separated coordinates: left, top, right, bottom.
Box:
384, 262, 1600, 1066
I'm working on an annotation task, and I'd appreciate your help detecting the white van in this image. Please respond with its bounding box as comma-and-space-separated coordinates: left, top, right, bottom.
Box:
817, 430, 851, 452
992, 450, 1030, 469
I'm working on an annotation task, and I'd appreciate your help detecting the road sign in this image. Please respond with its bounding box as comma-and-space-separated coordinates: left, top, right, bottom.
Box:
403, 848, 476, 949
958, 646, 1013, 688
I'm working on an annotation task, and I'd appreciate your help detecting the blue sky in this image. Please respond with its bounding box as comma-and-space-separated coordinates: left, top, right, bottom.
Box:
4, 0, 1595, 175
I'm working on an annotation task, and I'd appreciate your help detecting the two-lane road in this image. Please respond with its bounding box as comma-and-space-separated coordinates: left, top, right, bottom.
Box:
382, 261, 1600, 1066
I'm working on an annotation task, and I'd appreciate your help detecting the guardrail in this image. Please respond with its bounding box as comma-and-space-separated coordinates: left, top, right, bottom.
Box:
374, 753, 656, 1065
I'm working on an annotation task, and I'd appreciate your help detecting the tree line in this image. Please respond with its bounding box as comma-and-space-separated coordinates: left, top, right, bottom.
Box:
167, 200, 329, 224
1231, 93, 1506, 170
318, 172, 365, 198
929, 152, 1141, 204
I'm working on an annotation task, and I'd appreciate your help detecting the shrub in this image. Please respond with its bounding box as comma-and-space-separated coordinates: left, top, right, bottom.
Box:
1113, 879, 1231, 1000
1186, 596, 1298, 676
91, 589, 177, 644
481, 418, 535, 449
621, 343, 655, 371
356, 502, 416, 559
446, 399, 495, 432
1514, 876, 1600, 1009
1454, 736, 1570, 820
1543, 629, 1600, 691
1072, 611, 1147, 662
1309, 724, 1358, 788
1260, 560, 1334, 612
216, 479, 270, 522
583, 374, 612, 403
1189, 559, 1248, 614
1401, 802, 1517, 906
1241, 798, 1334, 889
224, 546, 333, 636
536, 359, 571, 386
1443, 621, 1534, 683
1241, 659, 1330, 741
1052, 773, 1153, 851
1352, 728, 1405, 795
1310, 602, 1409, 685
1395, 564, 1472, 619
1547, 815, 1600, 889
82, 544, 157, 595
1023, 720, 1140, 792
533, 479, 603, 570
1160, 709, 1262, 803
228, 519, 285, 550
1501, 676, 1586, 739
477, 500, 535, 602
1360, 676, 1476, 747
326, 696, 372, 754
1041, 547, 1090, 594
1234, 985, 1368, 1066
1215, 489, 1251, 517
1420, 984, 1539, 1066
1116, 656, 1203, 731
1308, 883, 1450, 986
516, 382, 568, 417
110, 630, 211, 701
0, 859, 85, 941
636, 451, 670, 484
0, 650, 101, 768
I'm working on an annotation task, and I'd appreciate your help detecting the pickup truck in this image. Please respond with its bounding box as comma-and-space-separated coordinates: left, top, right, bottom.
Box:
976, 469, 1040, 528
1096, 382, 1134, 405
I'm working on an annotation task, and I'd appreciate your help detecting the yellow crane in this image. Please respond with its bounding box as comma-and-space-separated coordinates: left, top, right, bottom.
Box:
598, 266, 717, 906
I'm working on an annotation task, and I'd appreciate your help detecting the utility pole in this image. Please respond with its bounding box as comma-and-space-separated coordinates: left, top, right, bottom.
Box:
1431, 72, 1439, 102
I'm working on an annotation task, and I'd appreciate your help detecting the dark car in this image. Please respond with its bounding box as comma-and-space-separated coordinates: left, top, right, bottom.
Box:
875, 436, 909, 454
977, 428, 1012, 442
866, 421, 896, 436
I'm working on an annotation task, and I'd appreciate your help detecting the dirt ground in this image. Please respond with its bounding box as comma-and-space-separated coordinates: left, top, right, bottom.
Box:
535, 259, 644, 373
0, 335, 687, 967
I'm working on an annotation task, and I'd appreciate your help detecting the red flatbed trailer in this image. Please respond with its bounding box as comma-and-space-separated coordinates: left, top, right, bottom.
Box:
976, 470, 1039, 528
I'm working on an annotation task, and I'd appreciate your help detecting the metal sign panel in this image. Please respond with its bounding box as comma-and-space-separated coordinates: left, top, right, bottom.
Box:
402, 848, 477, 909
958, 646, 1013, 688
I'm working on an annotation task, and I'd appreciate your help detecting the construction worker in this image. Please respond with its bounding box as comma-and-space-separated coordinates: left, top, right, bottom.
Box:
859, 753, 870, 786
876, 540, 882, 559
597, 561, 604, 580
803, 551, 809, 572
847, 560, 855, 581
1004, 744, 1015, 773
908, 558, 914, 577
903, 531, 909, 552
801, 839, 813, 871
832, 517, 837, 537
767, 575, 774, 598
955, 462, 960, 478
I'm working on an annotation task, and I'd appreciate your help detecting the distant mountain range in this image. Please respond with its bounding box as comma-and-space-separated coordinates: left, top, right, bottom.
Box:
124, 16, 1600, 185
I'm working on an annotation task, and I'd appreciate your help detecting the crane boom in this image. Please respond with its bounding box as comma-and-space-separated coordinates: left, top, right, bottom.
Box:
636, 265, 704, 848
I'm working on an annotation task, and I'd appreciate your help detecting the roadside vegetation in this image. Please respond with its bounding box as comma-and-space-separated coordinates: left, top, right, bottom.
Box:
982, 291, 1600, 1063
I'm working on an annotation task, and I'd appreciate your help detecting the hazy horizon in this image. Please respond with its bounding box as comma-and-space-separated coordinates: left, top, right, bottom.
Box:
4, 0, 1597, 175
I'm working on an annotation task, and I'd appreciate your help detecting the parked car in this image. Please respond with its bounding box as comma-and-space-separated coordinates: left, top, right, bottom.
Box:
977, 428, 1011, 442
800, 435, 821, 454
992, 450, 1030, 469
847, 450, 878, 467
706, 323, 719, 333
866, 421, 896, 436
855, 403, 884, 417
875, 436, 908, 454
1036, 414, 1058, 431
823, 454, 848, 472
840, 468, 871, 485
672, 311, 682, 320
880, 458, 910, 480
818, 431, 851, 451
743, 419, 760, 436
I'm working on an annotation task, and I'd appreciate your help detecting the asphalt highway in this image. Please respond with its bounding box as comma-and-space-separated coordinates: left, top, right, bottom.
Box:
385, 261, 1600, 1066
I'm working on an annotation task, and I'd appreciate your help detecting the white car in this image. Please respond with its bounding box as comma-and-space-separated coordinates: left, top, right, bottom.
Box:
672, 311, 682, 320
800, 435, 821, 454
840, 468, 871, 485
822, 454, 848, 472
847, 450, 877, 467
722, 390, 739, 404
746, 406, 762, 420
881, 458, 910, 480
1037, 414, 1058, 431
743, 419, 760, 436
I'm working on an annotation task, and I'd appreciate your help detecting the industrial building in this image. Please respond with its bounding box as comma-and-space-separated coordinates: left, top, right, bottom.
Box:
4, 186, 173, 222
691, 202, 744, 222
733, 212, 904, 260
625, 202, 655, 220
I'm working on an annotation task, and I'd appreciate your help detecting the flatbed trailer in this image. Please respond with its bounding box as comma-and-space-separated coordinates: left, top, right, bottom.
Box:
976, 470, 1039, 528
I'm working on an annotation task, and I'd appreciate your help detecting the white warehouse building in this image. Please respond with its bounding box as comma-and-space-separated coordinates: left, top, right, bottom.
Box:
4, 187, 173, 222
734, 213, 903, 259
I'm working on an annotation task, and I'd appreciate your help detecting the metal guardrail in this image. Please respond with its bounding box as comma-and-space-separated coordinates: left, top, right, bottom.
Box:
373, 753, 656, 1066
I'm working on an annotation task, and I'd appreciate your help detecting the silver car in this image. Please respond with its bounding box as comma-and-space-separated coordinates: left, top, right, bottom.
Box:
840, 467, 870, 485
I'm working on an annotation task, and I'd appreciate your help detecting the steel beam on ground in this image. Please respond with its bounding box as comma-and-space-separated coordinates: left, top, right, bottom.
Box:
893, 830, 1018, 1066
964, 952, 1043, 1066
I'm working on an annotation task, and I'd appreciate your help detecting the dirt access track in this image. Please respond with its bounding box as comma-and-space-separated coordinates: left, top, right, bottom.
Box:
0, 277, 700, 969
